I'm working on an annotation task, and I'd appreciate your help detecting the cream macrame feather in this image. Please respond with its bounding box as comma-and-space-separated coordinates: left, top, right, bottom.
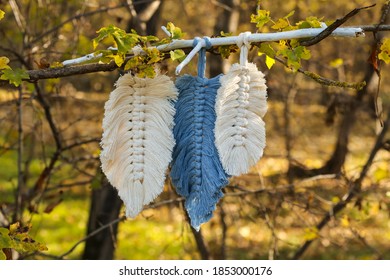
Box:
100, 72, 178, 217
215, 62, 267, 176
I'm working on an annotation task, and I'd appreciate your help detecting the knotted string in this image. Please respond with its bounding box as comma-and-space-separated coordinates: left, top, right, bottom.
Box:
236, 31, 251, 66
214, 31, 268, 176
170, 35, 228, 230
195, 36, 212, 78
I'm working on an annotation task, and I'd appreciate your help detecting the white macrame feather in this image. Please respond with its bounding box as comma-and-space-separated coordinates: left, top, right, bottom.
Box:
215, 63, 267, 176
100, 72, 177, 217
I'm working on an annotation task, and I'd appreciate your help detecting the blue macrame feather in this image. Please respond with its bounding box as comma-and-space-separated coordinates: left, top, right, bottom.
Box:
170, 74, 229, 230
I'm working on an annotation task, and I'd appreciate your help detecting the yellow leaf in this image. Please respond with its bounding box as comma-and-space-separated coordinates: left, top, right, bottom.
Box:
330, 58, 343, 68
113, 54, 124, 67
304, 227, 319, 241
265, 55, 275, 69
340, 215, 349, 227
0, 56, 10, 70
331, 196, 340, 204
0, 10, 4, 21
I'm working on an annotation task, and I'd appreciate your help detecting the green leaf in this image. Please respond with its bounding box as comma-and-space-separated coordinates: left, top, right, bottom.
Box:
170, 49, 186, 62
0, 56, 11, 70
124, 57, 141, 71
218, 45, 238, 59
0, 9, 4, 21
220, 31, 233, 37
0, 228, 12, 249
145, 47, 162, 64
138, 64, 156, 78
271, 18, 289, 30
258, 43, 276, 58
93, 25, 139, 53
250, 10, 271, 29
140, 35, 159, 43
7, 223, 47, 254
295, 46, 311, 60
0, 250, 5, 260
1, 68, 30, 86
166, 22, 185, 39
297, 16, 323, 29
258, 43, 276, 69
285, 10, 295, 19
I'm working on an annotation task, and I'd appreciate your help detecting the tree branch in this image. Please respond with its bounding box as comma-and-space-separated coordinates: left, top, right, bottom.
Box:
27, 0, 159, 47
274, 57, 366, 90
293, 112, 390, 259
301, 4, 375, 46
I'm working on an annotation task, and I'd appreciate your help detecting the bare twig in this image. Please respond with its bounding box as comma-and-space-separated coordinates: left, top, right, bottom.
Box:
27, 0, 159, 47
274, 57, 366, 90
180, 201, 210, 259
301, 4, 375, 46
293, 113, 390, 259
59, 216, 126, 259
13, 87, 24, 223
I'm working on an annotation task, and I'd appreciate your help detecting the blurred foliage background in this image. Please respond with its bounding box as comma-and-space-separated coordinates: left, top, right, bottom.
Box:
0, 0, 390, 260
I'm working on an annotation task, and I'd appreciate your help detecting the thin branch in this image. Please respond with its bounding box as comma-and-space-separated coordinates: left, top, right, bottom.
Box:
274, 56, 366, 90
59, 216, 126, 259
293, 112, 390, 259
27, 0, 159, 47
13, 86, 24, 223
301, 4, 375, 46
359, 24, 390, 31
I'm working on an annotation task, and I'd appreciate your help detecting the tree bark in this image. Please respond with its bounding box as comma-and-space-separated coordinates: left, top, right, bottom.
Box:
82, 178, 122, 260
82, 1, 163, 259
209, 0, 240, 77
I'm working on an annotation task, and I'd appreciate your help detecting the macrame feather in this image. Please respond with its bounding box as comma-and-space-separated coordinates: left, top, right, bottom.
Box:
170, 75, 229, 230
215, 63, 267, 176
100, 73, 178, 217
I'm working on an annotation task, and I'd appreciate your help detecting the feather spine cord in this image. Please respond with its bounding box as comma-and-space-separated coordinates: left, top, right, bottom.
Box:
215, 63, 267, 176
171, 75, 229, 230
100, 73, 177, 217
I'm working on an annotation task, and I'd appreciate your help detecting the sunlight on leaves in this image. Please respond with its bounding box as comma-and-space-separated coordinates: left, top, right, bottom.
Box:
378, 38, 390, 64
0, 223, 47, 258
330, 58, 344, 68
265, 55, 276, 69
250, 10, 271, 29
170, 49, 186, 62
304, 227, 319, 241
166, 22, 185, 39
0, 68, 30, 86
340, 215, 350, 227
0, 56, 11, 70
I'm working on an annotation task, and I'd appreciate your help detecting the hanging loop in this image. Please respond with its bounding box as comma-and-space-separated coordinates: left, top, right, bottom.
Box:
237, 31, 251, 66
175, 36, 213, 75
197, 36, 212, 78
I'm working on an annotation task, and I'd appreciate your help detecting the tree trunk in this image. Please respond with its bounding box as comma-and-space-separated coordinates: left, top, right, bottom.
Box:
82, 178, 122, 260
288, 45, 379, 178
209, 0, 240, 77
82, 1, 163, 259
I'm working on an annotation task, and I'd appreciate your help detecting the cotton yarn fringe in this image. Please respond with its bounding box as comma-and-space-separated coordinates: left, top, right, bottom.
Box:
170, 42, 229, 230
100, 72, 178, 217
215, 32, 268, 176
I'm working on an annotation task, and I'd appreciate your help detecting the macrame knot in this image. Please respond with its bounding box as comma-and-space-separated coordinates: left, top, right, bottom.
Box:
203, 36, 212, 49
237, 31, 251, 66
193, 37, 201, 47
